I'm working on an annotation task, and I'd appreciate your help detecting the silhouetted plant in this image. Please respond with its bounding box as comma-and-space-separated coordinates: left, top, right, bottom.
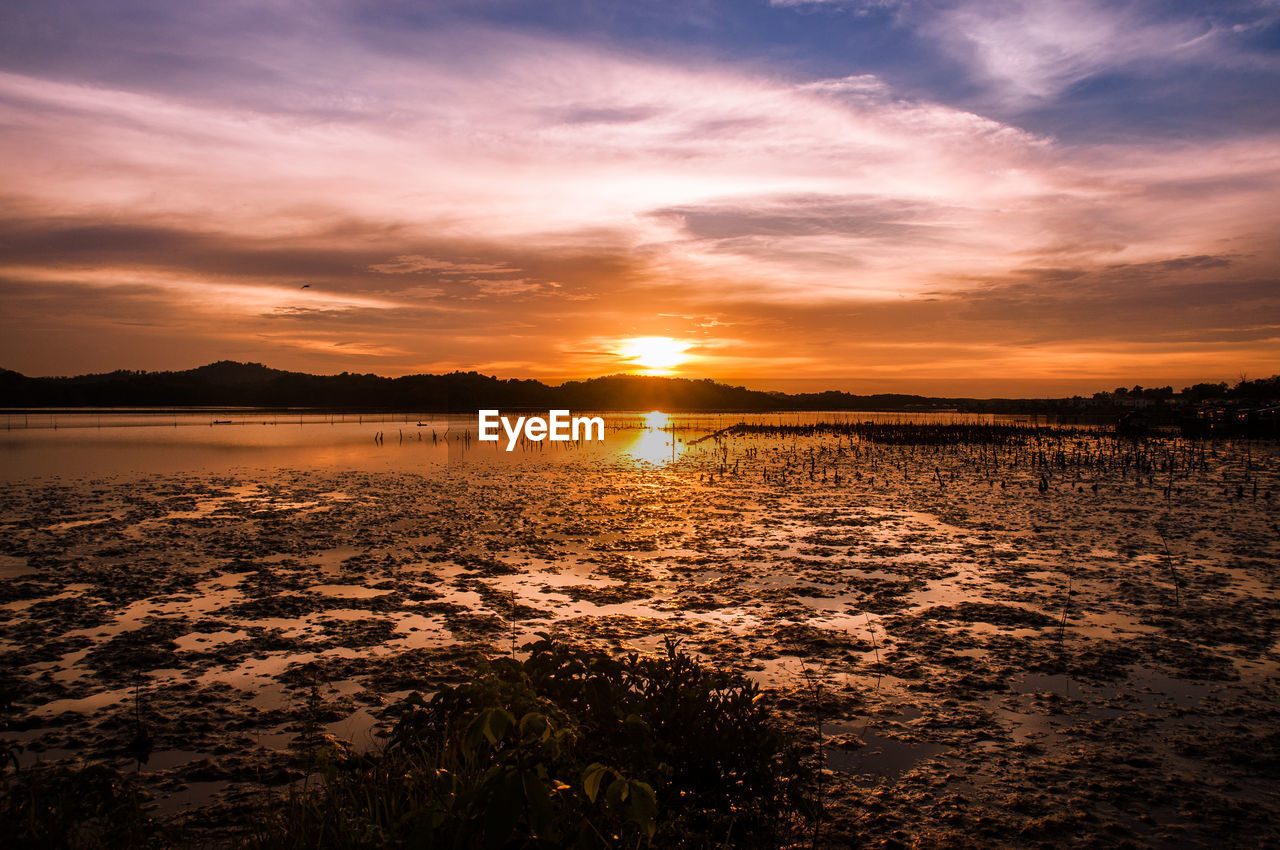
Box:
0, 758, 157, 849
251, 636, 811, 848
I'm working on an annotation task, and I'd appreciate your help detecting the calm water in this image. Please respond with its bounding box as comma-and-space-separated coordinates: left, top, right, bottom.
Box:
2, 409, 1047, 480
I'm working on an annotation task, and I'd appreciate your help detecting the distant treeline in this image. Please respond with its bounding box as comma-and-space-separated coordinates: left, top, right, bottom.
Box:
0, 361, 1276, 414
1096, 377, 1280, 404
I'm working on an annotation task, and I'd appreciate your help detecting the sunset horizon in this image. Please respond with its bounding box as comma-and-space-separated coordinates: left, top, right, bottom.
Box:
4, 354, 1271, 400
2, 1, 1277, 390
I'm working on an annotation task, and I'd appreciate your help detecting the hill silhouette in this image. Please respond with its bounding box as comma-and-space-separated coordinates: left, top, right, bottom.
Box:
5, 361, 1273, 414
0, 361, 966, 412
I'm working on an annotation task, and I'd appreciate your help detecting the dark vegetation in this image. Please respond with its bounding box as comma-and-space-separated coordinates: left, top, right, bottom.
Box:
3, 361, 1275, 415
0, 670, 161, 849
252, 637, 809, 849
0, 361, 954, 411
693, 422, 1272, 482
0, 758, 158, 849
0, 639, 811, 849
688, 423, 1268, 496
1102, 379, 1280, 405
696, 422, 1105, 445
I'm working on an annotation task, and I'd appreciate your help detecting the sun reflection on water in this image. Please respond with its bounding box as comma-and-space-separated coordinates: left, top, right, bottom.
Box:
627, 410, 682, 464
643, 410, 669, 430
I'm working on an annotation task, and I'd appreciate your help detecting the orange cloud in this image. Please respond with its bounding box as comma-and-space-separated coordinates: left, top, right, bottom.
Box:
0, 27, 1276, 391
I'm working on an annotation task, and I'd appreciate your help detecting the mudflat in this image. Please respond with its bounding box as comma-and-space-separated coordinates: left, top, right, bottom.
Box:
2, 418, 1277, 846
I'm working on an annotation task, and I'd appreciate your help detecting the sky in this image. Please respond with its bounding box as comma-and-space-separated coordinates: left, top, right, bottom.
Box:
0, 0, 1277, 396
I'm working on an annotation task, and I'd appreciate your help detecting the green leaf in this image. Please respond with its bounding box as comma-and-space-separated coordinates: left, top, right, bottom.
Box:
519, 711, 551, 743
480, 708, 515, 746
605, 776, 629, 808
627, 780, 658, 838
582, 762, 609, 803
522, 768, 554, 836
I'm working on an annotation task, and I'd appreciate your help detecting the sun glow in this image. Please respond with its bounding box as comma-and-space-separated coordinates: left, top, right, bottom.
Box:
619, 337, 691, 373
643, 410, 669, 430
628, 411, 683, 464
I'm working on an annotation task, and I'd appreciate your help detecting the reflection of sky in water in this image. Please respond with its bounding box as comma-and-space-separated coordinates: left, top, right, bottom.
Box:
2, 408, 1017, 480
625, 427, 683, 465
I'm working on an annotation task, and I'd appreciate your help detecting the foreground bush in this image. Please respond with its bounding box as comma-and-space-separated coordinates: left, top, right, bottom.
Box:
252, 636, 811, 848
0, 753, 158, 849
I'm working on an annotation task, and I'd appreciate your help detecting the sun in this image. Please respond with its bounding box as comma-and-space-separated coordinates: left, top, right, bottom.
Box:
619, 337, 690, 373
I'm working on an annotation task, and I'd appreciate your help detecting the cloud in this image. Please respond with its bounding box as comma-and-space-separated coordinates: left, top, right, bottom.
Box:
0, 6, 1276, 388
923, 0, 1216, 106
796, 74, 893, 99
254, 336, 411, 358
766, 0, 1280, 129
767, 0, 891, 8
648, 194, 941, 241
368, 256, 521, 275
469, 278, 554, 297
0, 36, 1074, 311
